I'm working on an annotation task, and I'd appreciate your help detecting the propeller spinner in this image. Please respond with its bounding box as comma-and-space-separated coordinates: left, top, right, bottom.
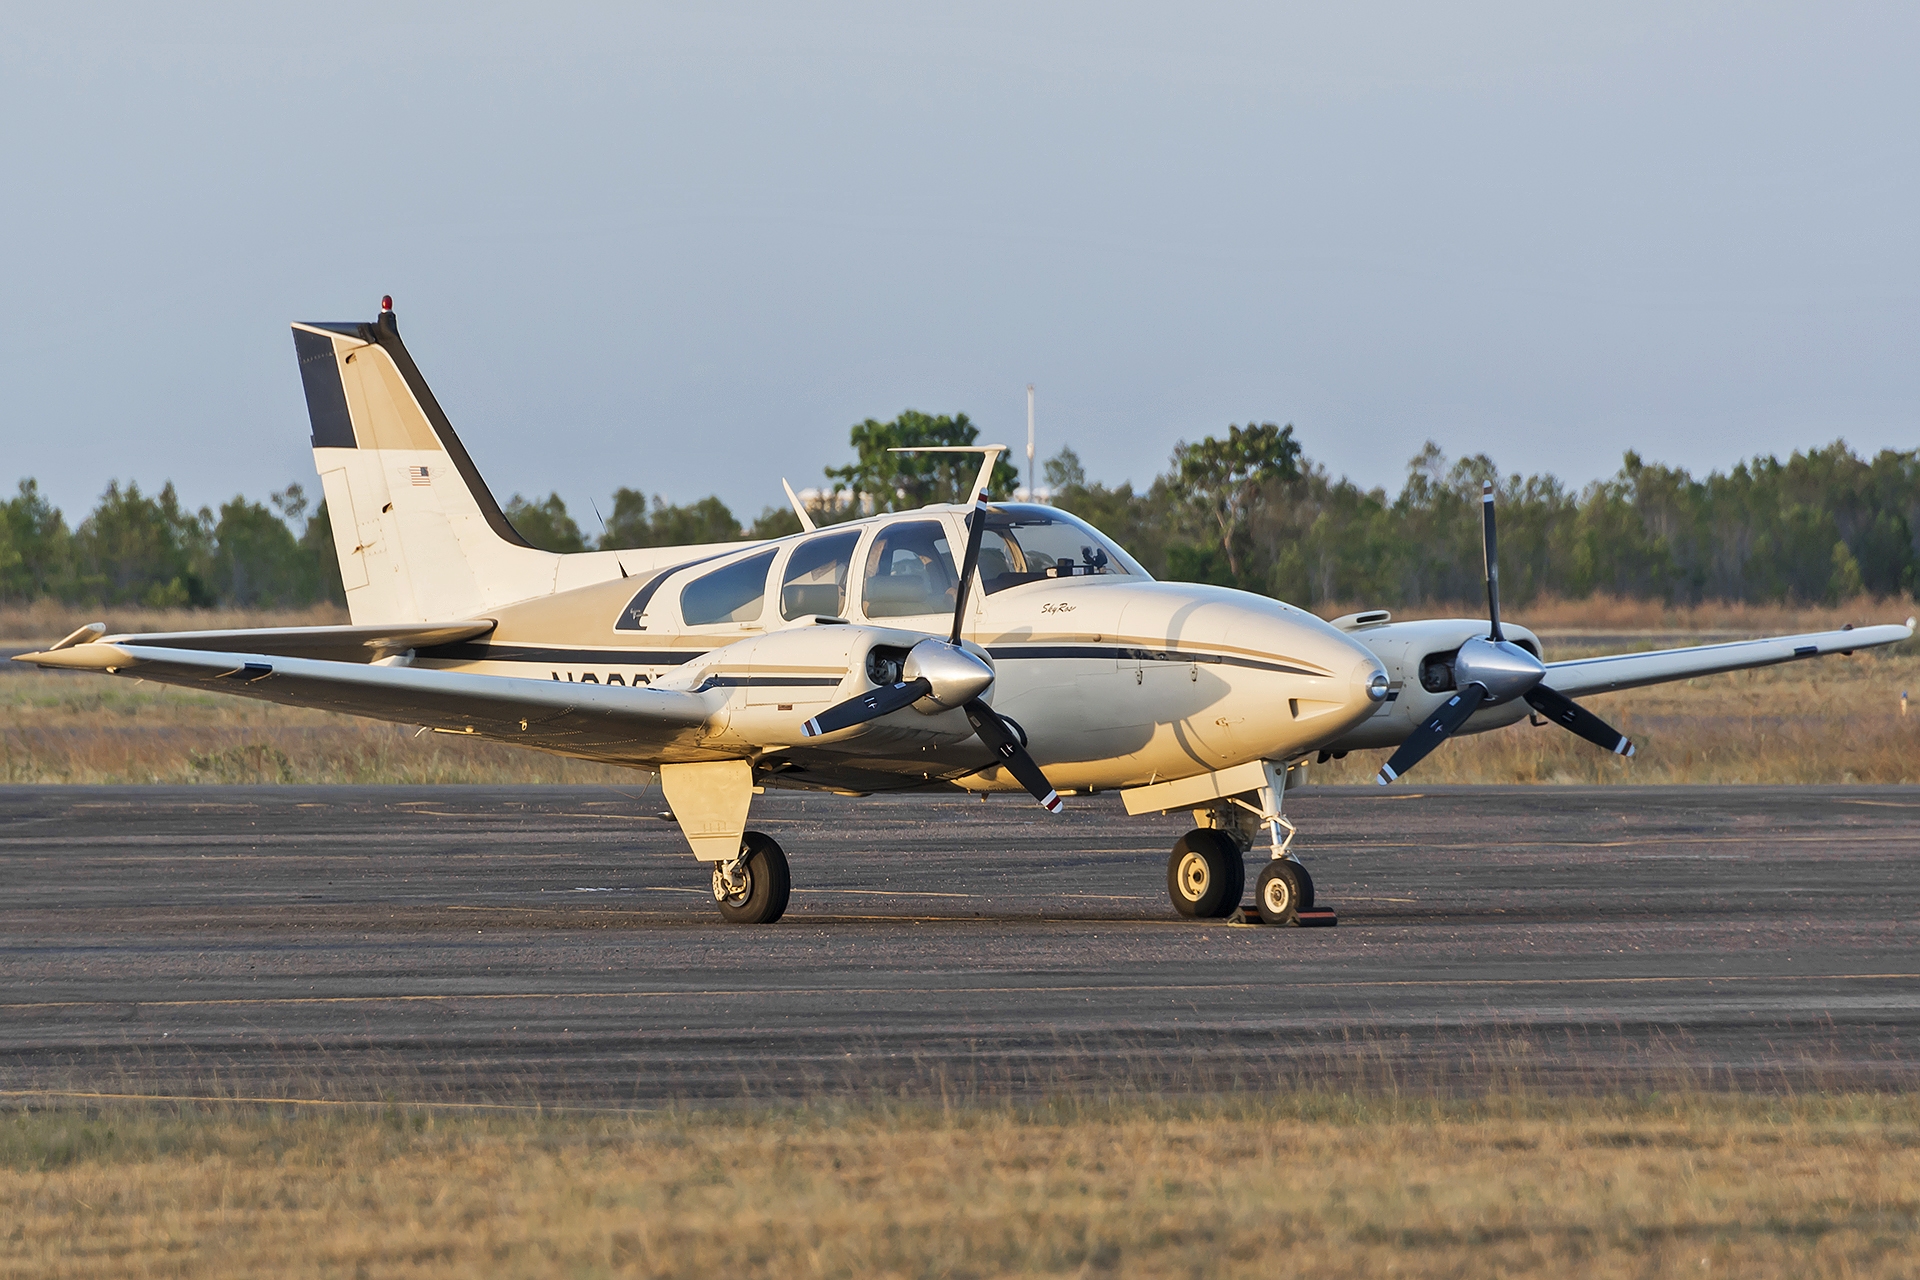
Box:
801, 495, 1064, 813
1376, 481, 1634, 784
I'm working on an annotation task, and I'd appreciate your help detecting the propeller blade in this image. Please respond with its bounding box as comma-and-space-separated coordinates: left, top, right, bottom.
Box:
801, 677, 932, 738
1481, 479, 1504, 642
949, 502, 993, 646
1524, 684, 1636, 757
963, 698, 1063, 812
1376, 683, 1489, 784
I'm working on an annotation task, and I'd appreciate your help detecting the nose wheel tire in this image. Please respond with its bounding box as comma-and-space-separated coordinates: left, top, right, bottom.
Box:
1255, 859, 1304, 926
1167, 829, 1244, 919
1286, 859, 1315, 910
713, 831, 790, 924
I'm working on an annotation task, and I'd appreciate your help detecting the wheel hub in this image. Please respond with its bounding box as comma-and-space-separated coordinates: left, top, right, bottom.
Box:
1262, 874, 1292, 915
1176, 852, 1211, 901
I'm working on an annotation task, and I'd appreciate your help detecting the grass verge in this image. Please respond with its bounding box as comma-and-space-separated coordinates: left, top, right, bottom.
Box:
4, 1092, 1916, 1278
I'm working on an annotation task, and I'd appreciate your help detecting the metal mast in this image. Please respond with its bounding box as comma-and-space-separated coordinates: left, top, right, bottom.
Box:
1026, 384, 1036, 501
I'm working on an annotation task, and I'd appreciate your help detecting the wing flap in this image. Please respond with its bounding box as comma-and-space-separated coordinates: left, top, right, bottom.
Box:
17, 642, 718, 763
1543, 621, 1913, 698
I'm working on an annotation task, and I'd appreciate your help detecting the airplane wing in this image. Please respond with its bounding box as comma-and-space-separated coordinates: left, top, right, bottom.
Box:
15, 641, 718, 764
1542, 620, 1914, 698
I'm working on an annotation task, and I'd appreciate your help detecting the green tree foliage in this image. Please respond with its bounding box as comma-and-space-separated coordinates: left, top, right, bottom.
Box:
71, 481, 213, 607
1108, 435, 1919, 608
1169, 422, 1303, 583
505, 492, 589, 554
599, 490, 745, 549
0, 480, 72, 603
826, 410, 1021, 513
203, 486, 325, 607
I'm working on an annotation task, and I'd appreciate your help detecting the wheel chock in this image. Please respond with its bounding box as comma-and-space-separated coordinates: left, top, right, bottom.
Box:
1226, 905, 1338, 927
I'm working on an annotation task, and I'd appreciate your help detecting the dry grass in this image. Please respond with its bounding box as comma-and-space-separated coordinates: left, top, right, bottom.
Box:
2, 1093, 1916, 1278
0, 670, 639, 785
0, 603, 348, 646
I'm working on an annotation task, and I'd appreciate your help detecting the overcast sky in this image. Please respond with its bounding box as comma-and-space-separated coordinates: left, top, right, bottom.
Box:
3, 3, 1914, 530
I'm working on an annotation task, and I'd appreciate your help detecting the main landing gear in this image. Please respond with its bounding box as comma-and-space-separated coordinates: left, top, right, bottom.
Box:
713, 831, 791, 924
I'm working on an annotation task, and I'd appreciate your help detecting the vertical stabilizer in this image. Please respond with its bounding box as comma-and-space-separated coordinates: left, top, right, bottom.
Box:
293, 302, 756, 624
295, 305, 564, 623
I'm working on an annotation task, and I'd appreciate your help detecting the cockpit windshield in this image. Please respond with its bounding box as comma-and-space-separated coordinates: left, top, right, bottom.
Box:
976, 505, 1147, 594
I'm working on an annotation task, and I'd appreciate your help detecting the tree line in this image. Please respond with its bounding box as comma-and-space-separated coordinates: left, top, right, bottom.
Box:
4, 411, 1915, 611
1054, 432, 1919, 608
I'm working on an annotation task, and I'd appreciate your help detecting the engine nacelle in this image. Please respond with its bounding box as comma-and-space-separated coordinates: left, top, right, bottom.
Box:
662, 622, 990, 750
1316, 613, 1545, 752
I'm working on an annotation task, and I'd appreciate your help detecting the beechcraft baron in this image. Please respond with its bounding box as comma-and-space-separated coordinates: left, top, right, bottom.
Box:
20, 302, 1915, 924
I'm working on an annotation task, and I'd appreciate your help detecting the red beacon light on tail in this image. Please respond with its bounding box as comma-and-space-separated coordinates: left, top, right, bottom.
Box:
381, 295, 393, 313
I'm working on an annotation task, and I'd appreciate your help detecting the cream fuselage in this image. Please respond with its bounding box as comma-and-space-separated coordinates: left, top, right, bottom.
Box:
403, 504, 1390, 795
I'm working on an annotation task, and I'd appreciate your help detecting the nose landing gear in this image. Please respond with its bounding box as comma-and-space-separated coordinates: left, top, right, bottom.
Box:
1160, 760, 1330, 926
1254, 858, 1308, 926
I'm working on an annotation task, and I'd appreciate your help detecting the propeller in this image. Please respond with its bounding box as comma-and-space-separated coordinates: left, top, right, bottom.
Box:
1377, 480, 1634, 783
801, 495, 1064, 812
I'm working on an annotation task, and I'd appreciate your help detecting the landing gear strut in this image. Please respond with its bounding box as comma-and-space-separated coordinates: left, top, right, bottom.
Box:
713, 831, 790, 924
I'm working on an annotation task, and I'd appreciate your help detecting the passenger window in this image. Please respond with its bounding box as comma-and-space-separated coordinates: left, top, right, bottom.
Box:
679, 549, 777, 626
860, 520, 958, 619
780, 529, 861, 620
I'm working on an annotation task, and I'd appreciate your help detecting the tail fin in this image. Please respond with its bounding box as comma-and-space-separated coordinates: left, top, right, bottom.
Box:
293, 304, 618, 623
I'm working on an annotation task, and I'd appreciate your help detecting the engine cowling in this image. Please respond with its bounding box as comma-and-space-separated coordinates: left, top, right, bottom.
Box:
664, 622, 990, 750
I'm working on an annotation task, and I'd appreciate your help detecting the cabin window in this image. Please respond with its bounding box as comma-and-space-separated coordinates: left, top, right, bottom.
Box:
977, 507, 1140, 593
680, 549, 777, 626
781, 529, 861, 620
859, 520, 958, 618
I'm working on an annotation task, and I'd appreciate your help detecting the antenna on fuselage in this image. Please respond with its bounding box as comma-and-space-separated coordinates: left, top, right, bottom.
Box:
781, 478, 818, 532
887, 444, 1010, 505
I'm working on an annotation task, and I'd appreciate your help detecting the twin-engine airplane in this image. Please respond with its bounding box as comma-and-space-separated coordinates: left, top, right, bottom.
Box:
20, 302, 1914, 925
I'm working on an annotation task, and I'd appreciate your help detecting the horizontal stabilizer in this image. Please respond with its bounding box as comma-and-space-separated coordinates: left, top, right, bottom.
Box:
19, 621, 497, 665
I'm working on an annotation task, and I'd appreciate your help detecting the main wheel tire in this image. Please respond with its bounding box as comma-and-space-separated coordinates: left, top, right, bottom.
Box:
714, 832, 791, 924
1167, 830, 1244, 919
1290, 860, 1315, 910
1255, 859, 1303, 926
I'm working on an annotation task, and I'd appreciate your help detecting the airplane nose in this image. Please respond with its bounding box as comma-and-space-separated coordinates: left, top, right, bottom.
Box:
1230, 604, 1390, 739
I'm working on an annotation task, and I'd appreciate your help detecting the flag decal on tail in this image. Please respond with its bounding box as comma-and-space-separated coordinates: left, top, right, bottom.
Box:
408, 466, 432, 486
